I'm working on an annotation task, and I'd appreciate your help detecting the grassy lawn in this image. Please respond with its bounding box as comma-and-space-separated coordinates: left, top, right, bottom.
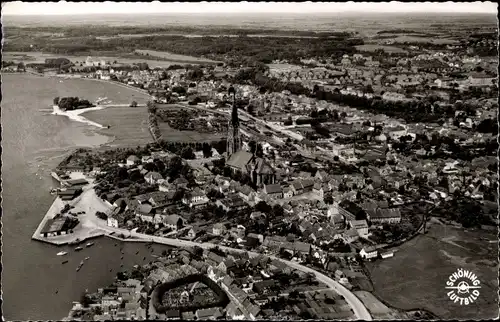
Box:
355, 44, 407, 53
83, 106, 153, 147
157, 122, 225, 143
365, 218, 498, 320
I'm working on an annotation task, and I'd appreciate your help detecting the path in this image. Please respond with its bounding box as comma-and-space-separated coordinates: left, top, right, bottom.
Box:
34, 186, 372, 320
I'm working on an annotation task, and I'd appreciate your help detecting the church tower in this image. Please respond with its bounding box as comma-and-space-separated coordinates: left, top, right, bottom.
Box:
226, 86, 241, 156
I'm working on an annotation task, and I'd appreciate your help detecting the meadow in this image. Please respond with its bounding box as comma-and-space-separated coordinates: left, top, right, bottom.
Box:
355, 44, 407, 53
389, 35, 459, 45
365, 218, 498, 320
133, 49, 220, 63
3, 51, 204, 68
82, 106, 153, 148
155, 104, 226, 143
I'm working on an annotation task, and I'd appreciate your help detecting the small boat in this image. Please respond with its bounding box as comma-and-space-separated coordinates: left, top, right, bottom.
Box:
75, 247, 83, 251
57, 251, 68, 256
62, 260, 69, 264
85, 256, 90, 261
69, 239, 81, 245
55, 290, 59, 294
76, 261, 84, 272
135, 251, 140, 255
86, 242, 94, 247
120, 256, 124, 260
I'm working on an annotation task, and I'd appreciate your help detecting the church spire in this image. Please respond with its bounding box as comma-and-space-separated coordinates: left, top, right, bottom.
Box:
229, 85, 239, 127
227, 85, 241, 156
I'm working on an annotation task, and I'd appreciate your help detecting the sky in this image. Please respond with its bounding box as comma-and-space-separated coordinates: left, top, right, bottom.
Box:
2, 1, 498, 15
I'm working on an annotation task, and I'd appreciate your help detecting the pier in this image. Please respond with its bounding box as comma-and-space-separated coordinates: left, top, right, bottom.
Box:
51, 171, 63, 183
32, 187, 107, 246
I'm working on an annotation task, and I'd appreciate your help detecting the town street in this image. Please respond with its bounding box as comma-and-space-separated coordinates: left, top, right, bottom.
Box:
74, 188, 372, 320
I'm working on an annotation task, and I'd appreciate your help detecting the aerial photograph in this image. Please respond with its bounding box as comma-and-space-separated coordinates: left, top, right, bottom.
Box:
1, 1, 498, 321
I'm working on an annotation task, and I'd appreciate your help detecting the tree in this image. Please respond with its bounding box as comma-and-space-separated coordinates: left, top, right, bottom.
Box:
255, 143, 264, 158
147, 101, 157, 114
130, 101, 138, 107
53, 97, 60, 105
180, 146, 195, 160
202, 142, 213, 158
249, 140, 257, 154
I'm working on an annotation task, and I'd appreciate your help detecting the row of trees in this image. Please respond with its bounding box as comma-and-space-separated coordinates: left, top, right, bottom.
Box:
54, 96, 94, 110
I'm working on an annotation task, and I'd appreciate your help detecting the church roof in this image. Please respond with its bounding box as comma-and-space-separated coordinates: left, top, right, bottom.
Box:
251, 158, 275, 175
227, 150, 254, 170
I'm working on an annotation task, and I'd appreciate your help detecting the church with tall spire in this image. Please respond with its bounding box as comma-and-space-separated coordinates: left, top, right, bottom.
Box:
226, 85, 276, 187
226, 86, 241, 156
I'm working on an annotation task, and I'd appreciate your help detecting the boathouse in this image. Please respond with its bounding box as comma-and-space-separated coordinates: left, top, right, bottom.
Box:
62, 178, 89, 188
40, 217, 71, 238
57, 188, 82, 201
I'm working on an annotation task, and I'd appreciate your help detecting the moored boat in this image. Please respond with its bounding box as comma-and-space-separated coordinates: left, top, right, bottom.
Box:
86, 242, 94, 247
62, 260, 69, 264
57, 251, 68, 256
75, 247, 83, 251
69, 238, 81, 245
85, 256, 90, 261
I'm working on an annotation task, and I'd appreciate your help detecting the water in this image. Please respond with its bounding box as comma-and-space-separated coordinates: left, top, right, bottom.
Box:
1, 74, 171, 320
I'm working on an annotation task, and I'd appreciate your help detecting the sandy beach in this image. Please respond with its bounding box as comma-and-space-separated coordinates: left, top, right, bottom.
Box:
52, 105, 107, 128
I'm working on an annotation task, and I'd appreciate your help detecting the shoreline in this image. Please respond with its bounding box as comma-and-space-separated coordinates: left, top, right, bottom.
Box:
54, 75, 151, 97
52, 104, 107, 128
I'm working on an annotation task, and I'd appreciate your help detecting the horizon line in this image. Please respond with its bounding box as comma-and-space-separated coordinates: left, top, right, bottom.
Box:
4, 11, 498, 16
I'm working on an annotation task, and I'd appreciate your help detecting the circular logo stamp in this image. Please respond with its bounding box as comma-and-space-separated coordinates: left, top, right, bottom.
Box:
445, 268, 481, 305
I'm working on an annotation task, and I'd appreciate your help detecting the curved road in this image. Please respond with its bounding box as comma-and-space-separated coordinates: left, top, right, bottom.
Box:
80, 194, 372, 320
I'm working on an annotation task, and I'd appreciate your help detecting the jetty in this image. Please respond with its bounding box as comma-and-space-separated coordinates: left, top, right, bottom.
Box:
51, 172, 63, 183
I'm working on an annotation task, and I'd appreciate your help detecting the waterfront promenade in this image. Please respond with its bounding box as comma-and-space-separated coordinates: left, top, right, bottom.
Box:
33, 187, 372, 320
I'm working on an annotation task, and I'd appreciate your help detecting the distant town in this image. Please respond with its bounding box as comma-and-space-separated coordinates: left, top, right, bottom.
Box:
3, 8, 498, 322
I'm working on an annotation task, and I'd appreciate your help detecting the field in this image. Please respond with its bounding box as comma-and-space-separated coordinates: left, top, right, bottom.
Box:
365, 218, 498, 320
267, 63, 303, 72
389, 35, 459, 45
355, 44, 407, 54
3, 51, 201, 68
83, 106, 153, 147
353, 291, 398, 319
157, 122, 225, 143
134, 49, 220, 63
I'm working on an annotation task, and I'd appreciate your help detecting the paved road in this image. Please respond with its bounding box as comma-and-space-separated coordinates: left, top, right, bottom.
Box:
85, 205, 372, 320
60, 187, 371, 320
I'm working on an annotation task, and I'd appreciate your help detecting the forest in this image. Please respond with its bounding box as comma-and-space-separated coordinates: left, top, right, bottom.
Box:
4, 25, 363, 64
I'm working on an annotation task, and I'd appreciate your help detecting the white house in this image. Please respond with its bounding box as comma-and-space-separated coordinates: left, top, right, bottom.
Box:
182, 188, 209, 208
350, 220, 369, 237
360, 246, 378, 260
107, 217, 119, 228
127, 155, 140, 166
213, 223, 226, 236
386, 125, 407, 140
145, 171, 163, 185
142, 155, 154, 163
164, 214, 185, 231
283, 187, 294, 198
380, 251, 394, 259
